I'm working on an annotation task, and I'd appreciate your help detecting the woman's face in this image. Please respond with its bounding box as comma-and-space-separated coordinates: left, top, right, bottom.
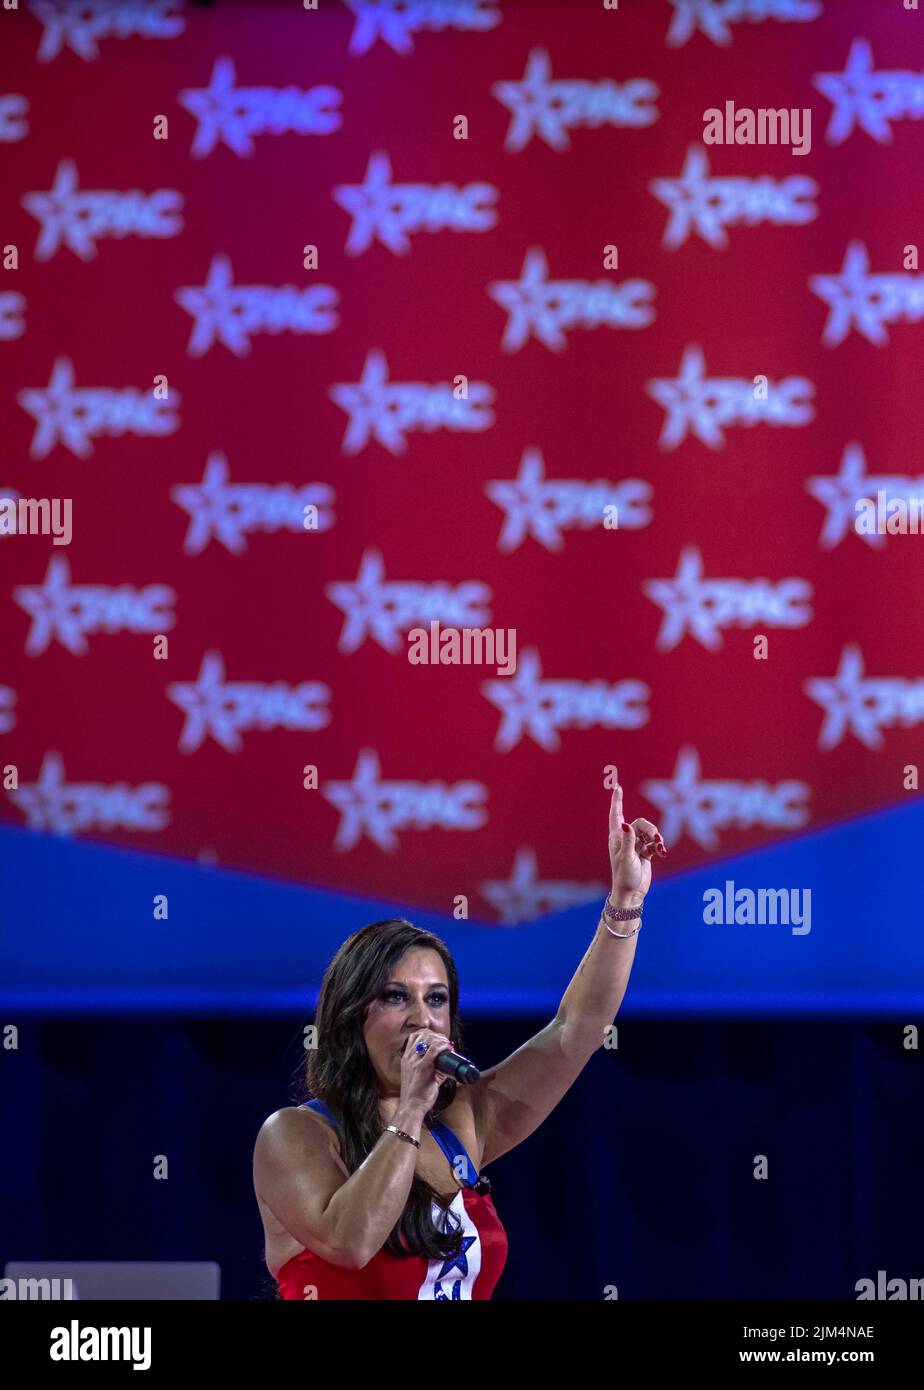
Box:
363, 947, 452, 1098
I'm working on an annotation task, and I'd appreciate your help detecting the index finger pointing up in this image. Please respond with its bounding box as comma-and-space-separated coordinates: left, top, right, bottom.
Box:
609, 774, 624, 832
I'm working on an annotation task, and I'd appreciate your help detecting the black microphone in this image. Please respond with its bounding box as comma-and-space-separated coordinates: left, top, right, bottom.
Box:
401, 1036, 480, 1084
434, 1047, 480, 1085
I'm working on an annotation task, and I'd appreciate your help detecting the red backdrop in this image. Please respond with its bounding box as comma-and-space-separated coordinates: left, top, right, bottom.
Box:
1, 0, 920, 921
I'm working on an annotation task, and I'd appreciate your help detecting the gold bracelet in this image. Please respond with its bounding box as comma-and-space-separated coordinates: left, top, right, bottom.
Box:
384, 1124, 420, 1148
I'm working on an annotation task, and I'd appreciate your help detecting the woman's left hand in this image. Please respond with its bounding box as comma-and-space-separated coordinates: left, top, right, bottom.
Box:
608, 771, 667, 905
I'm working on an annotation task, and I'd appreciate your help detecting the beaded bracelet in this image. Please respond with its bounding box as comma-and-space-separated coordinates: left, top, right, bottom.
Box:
601, 894, 643, 939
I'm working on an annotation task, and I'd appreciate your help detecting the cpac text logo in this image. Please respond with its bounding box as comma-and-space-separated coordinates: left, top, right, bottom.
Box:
482, 648, 649, 753
172, 452, 335, 555
0, 495, 72, 545
702, 101, 811, 154
176, 254, 338, 357
651, 147, 817, 250
486, 447, 651, 553
489, 248, 655, 353
806, 442, 924, 550
480, 847, 607, 925
28, 0, 184, 64
644, 546, 812, 651
815, 39, 924, 145
642, 747, 810, 851
179, 56, 341, 158
14, 556, 175, 656
334, 152, 497, 256
647, 345, 814, 450
408, 621, 516, 675
810, 242, 924, 348
323, 749, 488, 852
665, 0, 822, 49
805, 645, 924, 751
167, 651, 331, 754
8, 752, 170, 834
703, 880, 811, 935
328, 549, 491, 655
22, 158, 182, 261
330, 351, 493, 454
493, 48, 658, 153
18, 357, 179, 459
343, 0, 501, 57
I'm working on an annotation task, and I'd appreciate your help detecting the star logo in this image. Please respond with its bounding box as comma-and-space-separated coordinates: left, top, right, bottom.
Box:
14, 554, 86, 655
167, 651, 329, 753
813, 37, 916, 144
167, 650, 242, 753
809, 241, 915, 347
326, 549, 397, 653
486, 447, 559, 552
18, 357, 87, 459
488, 248, 564, 353
804, 441, 920, 549
322, 748, 401, 851
328, 350, 409, 454
480, 847, 607, 925
804, 644, 910, 751
171, 452, 246, 555
22, 159, 86, 260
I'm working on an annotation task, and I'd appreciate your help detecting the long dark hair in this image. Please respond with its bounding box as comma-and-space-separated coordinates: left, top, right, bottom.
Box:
297, 918, 468, 1262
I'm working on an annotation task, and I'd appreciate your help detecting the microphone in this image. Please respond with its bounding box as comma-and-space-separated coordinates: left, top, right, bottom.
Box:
400, 1036, 480, 1084
434, 1047, 480, 1085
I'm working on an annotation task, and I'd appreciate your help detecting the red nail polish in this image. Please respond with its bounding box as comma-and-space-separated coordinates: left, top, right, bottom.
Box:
621, 822, 630, 832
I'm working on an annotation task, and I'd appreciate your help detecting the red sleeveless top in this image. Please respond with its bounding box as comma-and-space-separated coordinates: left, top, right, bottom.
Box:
275, 1099, 508, 1300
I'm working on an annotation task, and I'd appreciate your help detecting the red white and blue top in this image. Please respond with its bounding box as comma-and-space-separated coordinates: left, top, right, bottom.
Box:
275, 1098, 508, 1300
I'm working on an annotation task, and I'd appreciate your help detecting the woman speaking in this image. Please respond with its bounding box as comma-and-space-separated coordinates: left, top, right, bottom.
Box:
253, 776, 667, 1299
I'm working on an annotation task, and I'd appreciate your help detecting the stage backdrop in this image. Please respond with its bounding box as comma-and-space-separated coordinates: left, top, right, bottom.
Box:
1, 0, 922, 1012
